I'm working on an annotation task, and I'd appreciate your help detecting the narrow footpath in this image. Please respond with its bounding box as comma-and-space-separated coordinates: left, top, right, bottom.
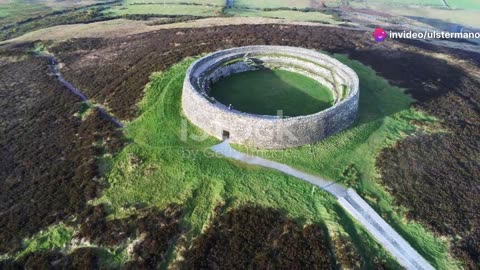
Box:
211, 140, 434, 270
43, 54, 124, 128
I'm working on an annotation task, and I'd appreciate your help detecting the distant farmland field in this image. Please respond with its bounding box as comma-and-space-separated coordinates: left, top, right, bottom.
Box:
0, 2, 49, 23
109, 3, 220, 16
232, 0, 342, 9
232, 0, 311, 9
0, 0, 103, 25
359, 0, 480, 9
124, 0, 224, 5
366, 0, 444, 6
447, 0, 480, 9
230, 0, 480, 10
380, 6, 480, 27
226, 8, 341, 23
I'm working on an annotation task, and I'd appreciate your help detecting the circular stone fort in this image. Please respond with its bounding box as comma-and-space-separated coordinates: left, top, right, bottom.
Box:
182, 46, 359, 149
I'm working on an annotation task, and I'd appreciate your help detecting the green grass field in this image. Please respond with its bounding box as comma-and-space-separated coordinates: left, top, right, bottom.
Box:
230, 0, 480, 11
0, 0, 50, 25
119, 0, 480, 10
366, 0, 480, 9
210, 69, 334, 116
230, 0, 480, 9
124, 0, 224, 5
225, 8, 341, 23
233, 0, 311, 9
108, 3, 220, 16
232, 0, 342, 9
0, 0, 116, 26
366, 0, 444, 6
447, 0, 480, 9
373, 5, 480, 27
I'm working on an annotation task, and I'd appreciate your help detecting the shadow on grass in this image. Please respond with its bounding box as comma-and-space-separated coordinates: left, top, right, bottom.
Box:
333, 204, 402, 269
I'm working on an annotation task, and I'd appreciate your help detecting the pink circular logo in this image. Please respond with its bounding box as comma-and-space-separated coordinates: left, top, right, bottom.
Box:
373, 28, 387, 42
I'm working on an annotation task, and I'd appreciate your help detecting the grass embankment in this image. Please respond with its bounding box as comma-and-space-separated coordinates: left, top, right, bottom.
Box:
89, 58, 401, 268
210, 69, 334, 116
237, 54, 459, 269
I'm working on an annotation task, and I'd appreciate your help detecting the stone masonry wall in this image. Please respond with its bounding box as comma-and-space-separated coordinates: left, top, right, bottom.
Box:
182, 46, 359, 149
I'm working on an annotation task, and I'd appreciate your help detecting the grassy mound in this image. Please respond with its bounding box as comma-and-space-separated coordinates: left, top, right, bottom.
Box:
92, 58, 401, 268
210, 69, 334, 116
91, 54, 457, 269
14, 54, 457, 269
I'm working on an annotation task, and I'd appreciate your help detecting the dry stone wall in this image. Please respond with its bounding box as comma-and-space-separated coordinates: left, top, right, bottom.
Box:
182, 46, 359, 149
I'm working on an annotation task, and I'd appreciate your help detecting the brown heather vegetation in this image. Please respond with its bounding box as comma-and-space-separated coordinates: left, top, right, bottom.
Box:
76, 203, 183, 269
0, 204, 183, 269
350, 47, 480, 268
0, 204, 366, 269
49, 25, 371, 120
181, 205, 338, 269
0, 45, 124, 254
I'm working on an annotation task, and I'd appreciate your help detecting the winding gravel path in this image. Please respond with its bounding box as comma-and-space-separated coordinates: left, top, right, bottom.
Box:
211, 140, 434, 270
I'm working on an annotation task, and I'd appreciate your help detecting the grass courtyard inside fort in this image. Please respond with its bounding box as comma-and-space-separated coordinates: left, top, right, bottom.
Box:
210, 69, 334, 116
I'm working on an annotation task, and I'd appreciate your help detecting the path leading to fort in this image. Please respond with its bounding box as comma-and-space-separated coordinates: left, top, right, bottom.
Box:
211, 140, 434, 270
